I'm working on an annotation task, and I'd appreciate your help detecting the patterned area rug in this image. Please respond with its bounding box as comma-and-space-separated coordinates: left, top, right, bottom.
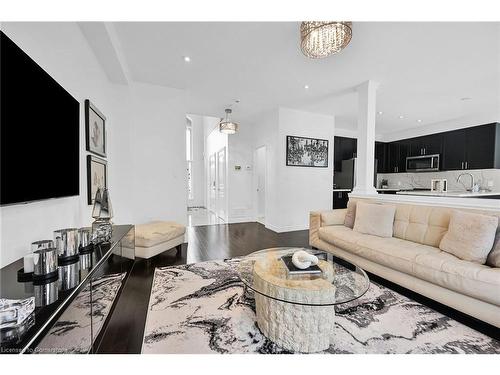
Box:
142, 259, 500, 354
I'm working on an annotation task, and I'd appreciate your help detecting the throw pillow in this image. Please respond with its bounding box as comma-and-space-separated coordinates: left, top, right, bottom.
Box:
439, 210, 498, 264
343, 200, 357, 229
486, 227, 500, 268
353, 202, 396, 238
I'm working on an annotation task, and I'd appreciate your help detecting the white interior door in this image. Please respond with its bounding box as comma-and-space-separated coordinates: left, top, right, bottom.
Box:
208, 153, 217, 214
216, 147, 227, 220
255, 146, 266, 224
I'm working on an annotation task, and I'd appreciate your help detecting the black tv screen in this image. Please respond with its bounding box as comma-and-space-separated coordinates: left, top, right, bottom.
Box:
1, 31, 80, 205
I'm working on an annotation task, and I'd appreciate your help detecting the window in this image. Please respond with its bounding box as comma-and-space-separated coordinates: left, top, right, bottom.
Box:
186, 118, 193, 200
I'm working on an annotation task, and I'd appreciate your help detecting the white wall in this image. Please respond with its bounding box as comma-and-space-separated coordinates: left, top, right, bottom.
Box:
128, 82, 187, 225
274, 108, 335, 232
248, 107, 335, 232
227, 123, 255, 222
0, 23, 188, 267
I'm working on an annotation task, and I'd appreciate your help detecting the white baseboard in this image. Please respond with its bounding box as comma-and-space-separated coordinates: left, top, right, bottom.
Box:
226, 216, 257, 224
265, 222, 308, 233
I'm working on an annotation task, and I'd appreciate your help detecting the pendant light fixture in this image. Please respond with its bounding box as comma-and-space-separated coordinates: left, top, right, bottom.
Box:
219, 108, 239, 135
300, 21, 353, 59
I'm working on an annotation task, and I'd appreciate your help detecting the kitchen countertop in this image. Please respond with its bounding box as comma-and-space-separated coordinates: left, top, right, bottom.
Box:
396, 190, 500, 197
333, 188, 352, 192
376, 188, 402, 192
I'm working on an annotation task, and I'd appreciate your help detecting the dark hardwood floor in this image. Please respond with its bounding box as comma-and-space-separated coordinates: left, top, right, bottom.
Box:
96, 222, 309, 353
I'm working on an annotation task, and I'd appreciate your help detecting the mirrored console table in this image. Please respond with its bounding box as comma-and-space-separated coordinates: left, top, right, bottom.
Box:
0, 225, 135, 354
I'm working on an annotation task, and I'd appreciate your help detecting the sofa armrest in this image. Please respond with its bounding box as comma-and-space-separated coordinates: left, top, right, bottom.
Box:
309, 209, 347, 246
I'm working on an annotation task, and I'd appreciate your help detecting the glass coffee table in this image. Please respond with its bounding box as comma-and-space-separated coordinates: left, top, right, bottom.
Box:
237, 247, 370, 352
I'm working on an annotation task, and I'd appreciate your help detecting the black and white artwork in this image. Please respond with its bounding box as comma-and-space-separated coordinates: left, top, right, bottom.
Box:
87, 155, 107, 205
85, 99, 106, 157
286, 135, 328, 167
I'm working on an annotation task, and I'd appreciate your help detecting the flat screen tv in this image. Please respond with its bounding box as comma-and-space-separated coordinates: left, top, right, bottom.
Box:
1, 31, 80, 205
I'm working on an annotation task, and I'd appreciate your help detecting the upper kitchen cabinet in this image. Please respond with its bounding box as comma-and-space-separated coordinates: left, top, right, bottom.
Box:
375, 141, 387, 173
387, 141, 408, 173
465, 123, 500, 169
443, 123, 500, 170
442, 129, 467, 170
408, 134, 443, 157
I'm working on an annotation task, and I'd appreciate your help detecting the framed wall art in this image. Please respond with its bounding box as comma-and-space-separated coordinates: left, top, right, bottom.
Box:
286, 135, 329, 167
87, 155, 107, 205
85, 99, 106, 157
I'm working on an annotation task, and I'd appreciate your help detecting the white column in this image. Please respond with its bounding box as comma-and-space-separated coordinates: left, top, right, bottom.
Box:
351, 80, 379, 196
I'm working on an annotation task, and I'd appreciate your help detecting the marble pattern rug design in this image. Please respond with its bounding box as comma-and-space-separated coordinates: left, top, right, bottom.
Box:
142, 260, 500, 354
36, 272, 126, 354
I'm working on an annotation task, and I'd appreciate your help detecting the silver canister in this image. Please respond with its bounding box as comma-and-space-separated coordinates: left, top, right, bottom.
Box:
31, 240, 54, 253
34, 280, 58, 307
33, 247, 58, 277
58, 261, 80, 291
54, 228, 79, 259
78, 227, 93, 253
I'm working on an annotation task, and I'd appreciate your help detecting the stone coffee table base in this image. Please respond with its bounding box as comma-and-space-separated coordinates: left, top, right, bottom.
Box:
253, 257, 336, 353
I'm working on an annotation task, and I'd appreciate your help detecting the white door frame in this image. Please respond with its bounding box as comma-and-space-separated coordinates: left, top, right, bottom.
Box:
216, 147, 228, 221
254, 145, 267, 225
208, 153, 217, 214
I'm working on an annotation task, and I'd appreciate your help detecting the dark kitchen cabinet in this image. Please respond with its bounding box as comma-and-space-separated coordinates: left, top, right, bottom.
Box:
387, 143, 399, 173
333, 191, 350, 209
408, 134, 443, 157
442, 123, 500, 170
373, 122, 500, 174
465, 124, 498, 169
334, 136, 357, 172
387, 141, 408, 173
375, 141, 387, 173
442, 129, 466, 170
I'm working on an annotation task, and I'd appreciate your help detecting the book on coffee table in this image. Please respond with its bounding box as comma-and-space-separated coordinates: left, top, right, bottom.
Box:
281, 255, 322, 275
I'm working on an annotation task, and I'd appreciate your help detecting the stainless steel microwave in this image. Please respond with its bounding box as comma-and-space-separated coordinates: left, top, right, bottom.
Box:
406, 154, 440, 172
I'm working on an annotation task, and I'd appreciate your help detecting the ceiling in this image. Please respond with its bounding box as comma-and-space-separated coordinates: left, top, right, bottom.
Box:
87, 22, 500, 135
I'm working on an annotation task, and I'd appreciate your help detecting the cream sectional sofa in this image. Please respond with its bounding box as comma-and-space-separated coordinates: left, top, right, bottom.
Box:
309, 198, 500, 328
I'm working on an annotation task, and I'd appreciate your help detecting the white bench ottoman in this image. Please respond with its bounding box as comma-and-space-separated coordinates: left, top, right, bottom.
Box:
135, 221, 186, 259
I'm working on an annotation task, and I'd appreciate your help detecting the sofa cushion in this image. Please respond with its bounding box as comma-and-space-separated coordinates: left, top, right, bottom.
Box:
135, 221, 186, 247
353, 202, 395, 238
318, 225, 439, 274
413, 252, 500, 306
439, 210, 498, 264
321, 209, 347, 226
343, 200, 356, 229
393, 204, 450, 248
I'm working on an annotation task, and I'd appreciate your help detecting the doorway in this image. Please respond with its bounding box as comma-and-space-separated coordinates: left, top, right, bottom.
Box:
255, 146, 266, 225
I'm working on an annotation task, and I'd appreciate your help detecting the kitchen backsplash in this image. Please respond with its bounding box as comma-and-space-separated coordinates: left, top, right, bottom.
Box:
377, 169, 500, 191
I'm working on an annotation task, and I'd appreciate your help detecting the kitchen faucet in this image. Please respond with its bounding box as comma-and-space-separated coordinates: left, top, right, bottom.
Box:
456, 172, 475, 192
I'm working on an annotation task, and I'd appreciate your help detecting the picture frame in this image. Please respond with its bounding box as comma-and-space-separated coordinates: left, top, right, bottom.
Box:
87, 155, 108, 205
85, 99, 107, 157
286, 135, 329, 167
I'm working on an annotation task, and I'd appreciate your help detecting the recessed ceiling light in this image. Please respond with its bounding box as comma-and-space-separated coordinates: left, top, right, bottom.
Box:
399, 115, 404, 119
417, 119, 422, 123
183, 56, 191, 62
378, 111, 383, 115
304, 85, 309, 90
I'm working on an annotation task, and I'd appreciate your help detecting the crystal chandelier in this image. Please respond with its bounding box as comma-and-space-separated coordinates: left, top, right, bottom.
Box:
300, 21, 353, 59
219, 108, 239, 134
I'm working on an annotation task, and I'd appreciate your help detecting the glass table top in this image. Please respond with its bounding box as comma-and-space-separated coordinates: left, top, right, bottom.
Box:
237, 247, 370, 306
